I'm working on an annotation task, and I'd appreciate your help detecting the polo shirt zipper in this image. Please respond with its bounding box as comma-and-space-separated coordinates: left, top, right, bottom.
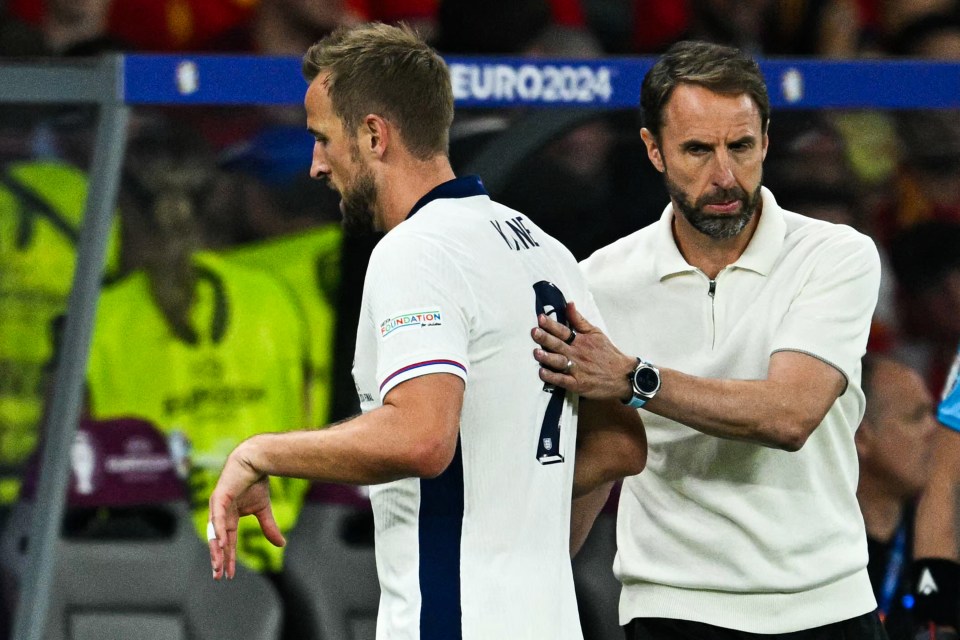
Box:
708, 279, 716, 349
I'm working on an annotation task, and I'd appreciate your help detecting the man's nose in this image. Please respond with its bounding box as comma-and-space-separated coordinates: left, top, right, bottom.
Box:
310, 142, 330, 179
710, 150, 737, 190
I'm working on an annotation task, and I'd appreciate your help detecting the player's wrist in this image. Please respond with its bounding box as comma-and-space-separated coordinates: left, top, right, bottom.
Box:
234, 435, 269, 478
616, 354, 637, 403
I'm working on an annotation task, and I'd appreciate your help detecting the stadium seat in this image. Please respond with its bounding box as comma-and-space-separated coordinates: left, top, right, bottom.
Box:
0, 417, 283, 640
278, 482, 379, 640
573, 486, 622, 640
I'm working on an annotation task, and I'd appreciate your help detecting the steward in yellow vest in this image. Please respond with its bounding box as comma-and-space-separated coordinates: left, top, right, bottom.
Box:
0, 160, 119, 504
224, 223, 341, 427
86, 251, 310, 573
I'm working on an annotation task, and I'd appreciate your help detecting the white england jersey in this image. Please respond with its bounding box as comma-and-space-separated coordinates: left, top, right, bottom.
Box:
352, 176, 598, 640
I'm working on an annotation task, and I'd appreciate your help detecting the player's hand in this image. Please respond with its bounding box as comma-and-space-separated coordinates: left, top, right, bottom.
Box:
532, 301, 635, 401
208, 439, 286, 580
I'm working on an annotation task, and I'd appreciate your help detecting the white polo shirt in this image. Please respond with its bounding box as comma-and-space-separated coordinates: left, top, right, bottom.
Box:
581, 187, 881, 633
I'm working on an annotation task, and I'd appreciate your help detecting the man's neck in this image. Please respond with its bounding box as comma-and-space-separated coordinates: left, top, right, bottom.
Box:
670, 203, 762, 280
379, 157, 456, 232
857, 476, 906, 543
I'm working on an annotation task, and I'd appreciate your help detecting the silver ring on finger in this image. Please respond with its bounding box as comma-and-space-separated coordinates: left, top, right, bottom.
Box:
563, 358, 574, 374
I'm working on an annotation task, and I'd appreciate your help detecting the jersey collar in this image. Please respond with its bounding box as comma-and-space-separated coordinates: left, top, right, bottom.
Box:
406, 175, 487, 220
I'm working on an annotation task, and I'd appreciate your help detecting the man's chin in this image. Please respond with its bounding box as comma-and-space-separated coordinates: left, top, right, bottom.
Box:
684, 210, 753, 239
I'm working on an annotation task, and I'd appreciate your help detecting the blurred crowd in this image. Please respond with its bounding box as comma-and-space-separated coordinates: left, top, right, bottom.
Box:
0, 0, 958, 638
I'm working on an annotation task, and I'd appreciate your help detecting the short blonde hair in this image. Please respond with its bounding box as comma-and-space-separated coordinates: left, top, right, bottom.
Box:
303, 23, 454, 160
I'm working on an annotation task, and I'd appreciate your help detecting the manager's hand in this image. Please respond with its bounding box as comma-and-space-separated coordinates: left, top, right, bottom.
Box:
208, 440, 286, 580
532, 301, 635, 402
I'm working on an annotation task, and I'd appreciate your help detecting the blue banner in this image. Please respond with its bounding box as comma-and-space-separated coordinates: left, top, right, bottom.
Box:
123, 54, 305, 106
123, 54, 960, 109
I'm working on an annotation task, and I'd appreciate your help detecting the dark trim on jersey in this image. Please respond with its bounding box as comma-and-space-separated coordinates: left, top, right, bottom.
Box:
406, 175, 487, 220
419, 437, 464, 639
379, 359, 467, 393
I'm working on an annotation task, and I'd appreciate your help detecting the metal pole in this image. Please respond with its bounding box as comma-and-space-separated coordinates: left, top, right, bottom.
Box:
11, 55, 129, 640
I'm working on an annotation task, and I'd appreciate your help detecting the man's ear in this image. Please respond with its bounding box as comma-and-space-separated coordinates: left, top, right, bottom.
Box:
640, 128, 664, 173
363, 114, 389, 159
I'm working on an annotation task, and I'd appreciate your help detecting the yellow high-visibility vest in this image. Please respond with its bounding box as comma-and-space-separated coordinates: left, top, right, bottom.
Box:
224, 224, 342, 427
86, 251, 309, 572
0, 160, 120, 503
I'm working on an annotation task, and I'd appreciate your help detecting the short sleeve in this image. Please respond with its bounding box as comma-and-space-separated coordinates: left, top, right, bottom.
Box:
771, 231, 881, 385
939, 345, 960, 432
364, 231, 472, 401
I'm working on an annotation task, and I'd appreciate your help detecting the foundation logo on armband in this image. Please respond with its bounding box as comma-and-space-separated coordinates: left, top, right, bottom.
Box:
380, 309, 442, 338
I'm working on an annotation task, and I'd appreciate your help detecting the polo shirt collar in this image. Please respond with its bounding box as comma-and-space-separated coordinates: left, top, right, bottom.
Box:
406, 175, 487, 219
653, 205, 696, 279
653, 185, 785, 279
732, 187, 785, 276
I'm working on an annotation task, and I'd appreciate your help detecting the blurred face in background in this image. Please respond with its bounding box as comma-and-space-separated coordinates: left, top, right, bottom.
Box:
914, 30, 960, 59
47, 0, 111, 26
276, 0, 360, 35
858, 359, 939, 498
695, 0, 774, 36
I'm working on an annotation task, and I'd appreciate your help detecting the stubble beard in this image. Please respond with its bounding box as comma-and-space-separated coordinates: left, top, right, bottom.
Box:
338, 141, 379, 235
340, 169, 378, 235
664, 170, 763, 240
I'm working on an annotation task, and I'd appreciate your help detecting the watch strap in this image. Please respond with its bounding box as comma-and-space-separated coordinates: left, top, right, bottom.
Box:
625, 394, 649, 409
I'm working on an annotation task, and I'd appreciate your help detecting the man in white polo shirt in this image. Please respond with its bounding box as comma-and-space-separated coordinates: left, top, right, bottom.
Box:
532, 40, 884, 638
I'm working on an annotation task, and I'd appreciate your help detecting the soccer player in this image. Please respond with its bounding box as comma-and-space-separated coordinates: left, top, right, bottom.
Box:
206, 23, 646, 639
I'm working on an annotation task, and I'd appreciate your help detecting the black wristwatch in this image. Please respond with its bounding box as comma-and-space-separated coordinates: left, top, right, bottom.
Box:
624, 358, 661, 409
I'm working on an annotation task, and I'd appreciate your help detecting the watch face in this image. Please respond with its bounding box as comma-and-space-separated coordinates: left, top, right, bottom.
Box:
634, 366, 660, 395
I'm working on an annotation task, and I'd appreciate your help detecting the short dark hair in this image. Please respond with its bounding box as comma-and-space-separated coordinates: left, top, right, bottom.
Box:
640, 40, 770, 139
302, 23, 454, 160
